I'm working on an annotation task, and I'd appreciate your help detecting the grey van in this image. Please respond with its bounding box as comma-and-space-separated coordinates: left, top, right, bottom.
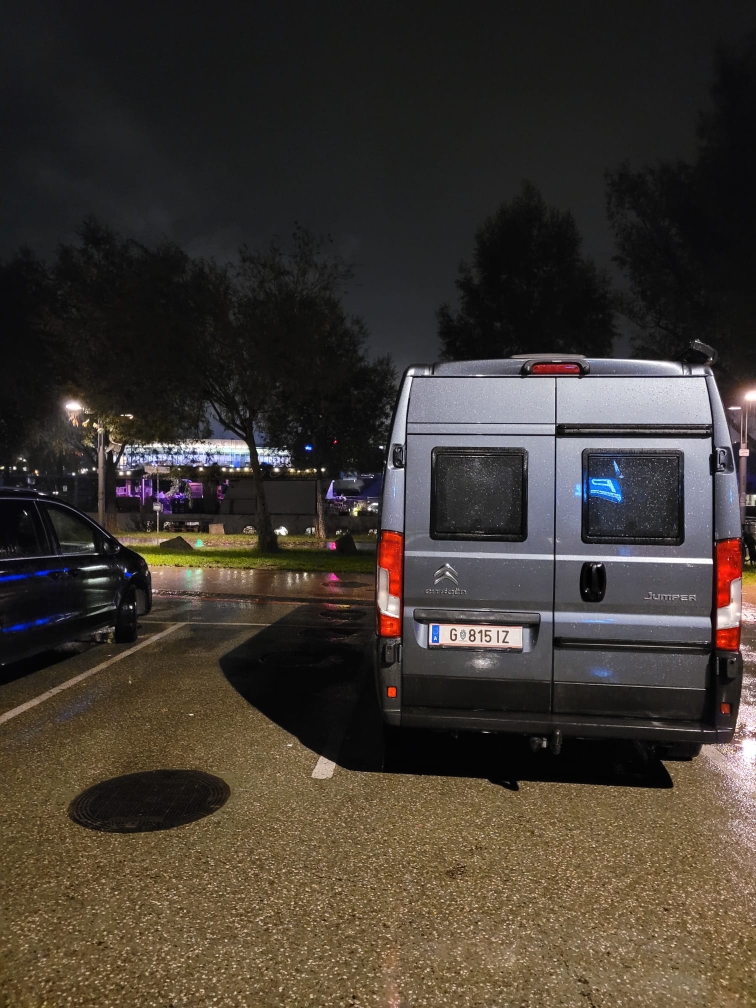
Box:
374, 350, 742, 759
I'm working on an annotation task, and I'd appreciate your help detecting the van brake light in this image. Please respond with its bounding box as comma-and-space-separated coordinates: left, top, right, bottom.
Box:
530, 362, 582, 375
377, 530, 403, 637
714, 538, 742, 651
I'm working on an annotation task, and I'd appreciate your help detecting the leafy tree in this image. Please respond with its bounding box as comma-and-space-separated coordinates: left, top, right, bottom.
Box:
48, 220, 209, 521
201, 228, 395, 545
438, 182, 616, 361
0, 252, 59, 470
605, 37, 756, 386
264, 297, 396, 538
196, 254, 281, 550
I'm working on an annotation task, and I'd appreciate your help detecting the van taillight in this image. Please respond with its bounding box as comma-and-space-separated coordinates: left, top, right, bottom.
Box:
530, 362, 582, 375
377, 530, 403, 637
714, 538, 742, 651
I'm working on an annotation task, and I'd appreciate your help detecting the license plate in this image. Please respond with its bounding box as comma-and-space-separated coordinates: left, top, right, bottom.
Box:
428, 623, 523, 649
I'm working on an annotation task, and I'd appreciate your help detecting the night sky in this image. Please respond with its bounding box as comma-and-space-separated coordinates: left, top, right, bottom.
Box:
3, 0, 755, 372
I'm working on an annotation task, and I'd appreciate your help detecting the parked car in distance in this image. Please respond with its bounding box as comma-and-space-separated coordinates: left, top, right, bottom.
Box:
0, 487, 152, 665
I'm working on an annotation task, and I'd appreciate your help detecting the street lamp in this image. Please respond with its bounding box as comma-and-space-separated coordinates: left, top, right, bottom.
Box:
735, 392, 756, 526
63, 401, 106, 527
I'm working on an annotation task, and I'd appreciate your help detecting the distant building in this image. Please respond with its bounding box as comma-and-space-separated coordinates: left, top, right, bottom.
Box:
122, 439, 291, 470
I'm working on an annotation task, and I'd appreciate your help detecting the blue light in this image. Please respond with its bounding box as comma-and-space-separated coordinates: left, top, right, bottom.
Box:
304, 445, 313, 452
2, 615, 56, 634
0, 568, 68, 584
588, 477, 623, 504
574, 483, 582, 498
591, 667, 613, 678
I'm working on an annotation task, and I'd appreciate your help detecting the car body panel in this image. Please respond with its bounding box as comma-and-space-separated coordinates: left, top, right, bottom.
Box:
0, 490, 151, 665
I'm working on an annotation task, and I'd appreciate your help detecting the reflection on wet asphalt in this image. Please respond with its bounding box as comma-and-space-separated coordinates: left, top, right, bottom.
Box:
1, 594, 756, 1006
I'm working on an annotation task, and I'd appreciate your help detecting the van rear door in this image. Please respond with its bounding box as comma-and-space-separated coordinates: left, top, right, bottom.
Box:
553, 377, 714, 724
401, 377, 555, 715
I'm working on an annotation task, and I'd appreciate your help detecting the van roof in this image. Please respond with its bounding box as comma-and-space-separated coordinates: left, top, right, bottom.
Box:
408, 357, 712, 378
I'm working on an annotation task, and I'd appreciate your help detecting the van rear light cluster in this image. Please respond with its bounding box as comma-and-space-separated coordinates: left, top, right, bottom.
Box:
714, 538, 742, 651
377, 530, 403, 637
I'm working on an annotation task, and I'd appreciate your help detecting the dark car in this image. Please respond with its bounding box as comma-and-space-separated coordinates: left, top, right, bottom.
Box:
0, 487, 152, 665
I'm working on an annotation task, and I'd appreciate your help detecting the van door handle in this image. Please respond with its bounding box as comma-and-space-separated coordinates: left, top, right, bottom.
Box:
580, 562, 606, 602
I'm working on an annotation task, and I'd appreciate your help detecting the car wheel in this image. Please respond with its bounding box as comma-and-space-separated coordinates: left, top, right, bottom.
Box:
656, 742, 702, 761
114, 588, 138, 643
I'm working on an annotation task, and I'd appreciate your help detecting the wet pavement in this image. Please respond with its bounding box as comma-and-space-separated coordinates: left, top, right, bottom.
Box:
1, 595, 756, 1006
150, 565, 375, 604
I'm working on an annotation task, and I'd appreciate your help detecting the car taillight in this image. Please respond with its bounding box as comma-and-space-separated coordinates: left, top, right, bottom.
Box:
714, 538, 742, 650
377, 530, 403, 637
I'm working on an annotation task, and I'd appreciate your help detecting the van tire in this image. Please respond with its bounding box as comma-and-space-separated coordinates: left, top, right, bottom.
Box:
656, 742, 702, 761
114, 589, 138, 643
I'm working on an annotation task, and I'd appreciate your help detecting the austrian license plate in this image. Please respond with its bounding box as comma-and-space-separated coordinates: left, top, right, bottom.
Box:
429, 623, 523, 649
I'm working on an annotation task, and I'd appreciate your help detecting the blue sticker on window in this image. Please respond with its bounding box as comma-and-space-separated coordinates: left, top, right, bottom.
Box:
588, 477, 623, 504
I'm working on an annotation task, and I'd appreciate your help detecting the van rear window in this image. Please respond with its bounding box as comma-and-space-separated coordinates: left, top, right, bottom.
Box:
582, 451, 683, 545
431, 448, 527, 541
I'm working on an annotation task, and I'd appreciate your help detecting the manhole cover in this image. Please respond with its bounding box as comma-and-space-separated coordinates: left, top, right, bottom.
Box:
319, 609, 367, 622
299, 627, 358, 640
322, 580, 369, 589
68, 770, 230, 834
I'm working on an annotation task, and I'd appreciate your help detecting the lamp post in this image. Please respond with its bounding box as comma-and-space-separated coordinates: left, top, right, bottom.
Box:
65, 401, 106, 527
742, 392, 756, 526
731, 392, 756, 526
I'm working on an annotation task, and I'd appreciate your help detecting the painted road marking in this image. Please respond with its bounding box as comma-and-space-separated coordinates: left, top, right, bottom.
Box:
0, 623, 186, 726
311, 756, 337, 779
142, 620, 272, 626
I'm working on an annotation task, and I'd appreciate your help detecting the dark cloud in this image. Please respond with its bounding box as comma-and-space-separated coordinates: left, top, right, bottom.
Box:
3, 0, 755, 370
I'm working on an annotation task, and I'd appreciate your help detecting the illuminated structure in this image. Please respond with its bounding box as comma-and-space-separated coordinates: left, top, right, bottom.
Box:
121, 439, 290, 470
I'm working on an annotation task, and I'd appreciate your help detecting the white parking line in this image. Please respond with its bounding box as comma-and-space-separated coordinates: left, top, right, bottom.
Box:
0, 623, 186, 726
311, 756, 337, 779
143, 621, 271, 626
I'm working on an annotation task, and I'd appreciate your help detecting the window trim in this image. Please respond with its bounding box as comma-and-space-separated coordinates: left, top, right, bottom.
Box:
40, 502, 105, 556
430, 447, 528, 542
581, 448, 685, 546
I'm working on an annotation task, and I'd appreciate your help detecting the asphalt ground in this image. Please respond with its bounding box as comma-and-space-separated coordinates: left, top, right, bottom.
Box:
1, 594, 756, 1007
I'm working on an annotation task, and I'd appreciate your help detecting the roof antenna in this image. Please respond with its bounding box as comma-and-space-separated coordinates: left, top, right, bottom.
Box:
681, 339, 717, 365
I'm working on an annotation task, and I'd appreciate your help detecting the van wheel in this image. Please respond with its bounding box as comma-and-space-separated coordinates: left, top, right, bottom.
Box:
656, 742, 702, 761
114, 589, 138, 643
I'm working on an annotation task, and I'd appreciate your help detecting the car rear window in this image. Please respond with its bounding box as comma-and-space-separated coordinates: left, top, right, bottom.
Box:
431, 448, 527, 541
583, 450, 683, 545
0, 500, 46, 559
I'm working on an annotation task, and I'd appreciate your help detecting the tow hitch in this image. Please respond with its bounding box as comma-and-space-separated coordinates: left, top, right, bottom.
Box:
529, 730, 563, 756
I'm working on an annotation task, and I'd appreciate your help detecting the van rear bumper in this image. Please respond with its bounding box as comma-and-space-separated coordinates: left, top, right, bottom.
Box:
399, 708, 735, 744
376, 642, 742, 744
